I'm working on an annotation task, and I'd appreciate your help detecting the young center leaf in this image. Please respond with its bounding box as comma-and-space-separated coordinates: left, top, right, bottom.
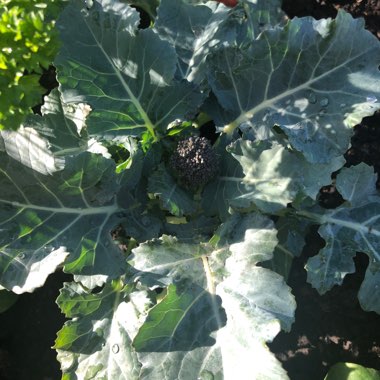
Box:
147, 164, 197, 217
335, 162, 378, 207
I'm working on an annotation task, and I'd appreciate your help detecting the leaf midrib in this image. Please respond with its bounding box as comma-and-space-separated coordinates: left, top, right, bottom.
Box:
82, 10, 157, 141
225, 43, 374, 130
0, 199, 119, 216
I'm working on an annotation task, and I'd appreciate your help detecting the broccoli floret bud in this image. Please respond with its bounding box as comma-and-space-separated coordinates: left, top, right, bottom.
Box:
170, 136, 219, 189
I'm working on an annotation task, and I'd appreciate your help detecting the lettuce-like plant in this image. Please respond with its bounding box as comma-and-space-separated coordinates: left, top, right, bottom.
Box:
0, 0, 67, 130
1, 0, 380, 379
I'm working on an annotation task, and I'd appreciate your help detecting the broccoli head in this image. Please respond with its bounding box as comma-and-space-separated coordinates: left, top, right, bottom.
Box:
170, 136, 219, 189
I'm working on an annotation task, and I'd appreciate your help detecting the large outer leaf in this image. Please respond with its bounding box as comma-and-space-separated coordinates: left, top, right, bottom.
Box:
302, 165, 380, 312
133, 282, 226, 353
0, 152, 127, 292
129, 213, 295, 379
207, 11, 380, 163
55, 0, 203, 141
155, 0, 284, 84
55, 281, 151, 379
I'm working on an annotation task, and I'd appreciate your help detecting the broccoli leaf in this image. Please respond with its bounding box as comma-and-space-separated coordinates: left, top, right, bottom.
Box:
229, 139, 344, 213
335, 162, 378, 206
55, 0, 203, 142
148, 164, 197, 217
55, 281, 151, 380
207, 11, 380, 163
129, 213, 295, 379
263, 214, 311, 280
0, 152, 128, 292
0, 88, 95, 175
359, 265, 380, 314
305, 201, 380, 297
202, 135, 247, 220
0, 125, 65, 176
303, 165, 380, 311
228, 140, 303, 212
155, 0, 284, 84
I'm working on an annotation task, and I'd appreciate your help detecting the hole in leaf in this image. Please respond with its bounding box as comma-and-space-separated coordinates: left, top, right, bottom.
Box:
91, 286, 103, 294
132, 6, 151, 29
107, 145, 130, 164
199, 120, 219, 144
317, 184, 345, 209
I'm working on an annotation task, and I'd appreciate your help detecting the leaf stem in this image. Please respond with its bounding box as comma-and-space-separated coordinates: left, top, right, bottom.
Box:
201, 255, 215, 295
297, 209, 380, 237
0, 199, 120, 216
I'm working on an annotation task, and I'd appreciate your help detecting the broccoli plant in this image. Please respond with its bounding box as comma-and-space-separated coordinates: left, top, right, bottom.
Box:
0, 0, 380, 379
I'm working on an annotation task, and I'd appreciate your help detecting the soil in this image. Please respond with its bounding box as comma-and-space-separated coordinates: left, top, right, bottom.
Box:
1, 1, 380, 380
0, 272, 70, 380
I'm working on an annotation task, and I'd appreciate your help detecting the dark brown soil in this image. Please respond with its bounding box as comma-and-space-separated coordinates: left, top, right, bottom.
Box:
269, 1, 380, 379
282, 0, 380, 38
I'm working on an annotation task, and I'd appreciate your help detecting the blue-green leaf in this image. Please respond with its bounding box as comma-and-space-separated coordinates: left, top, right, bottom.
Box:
56, 0, 203, 141
55, 281, 151, 380
228, 139, 343, 212
129, 213, 295, 379
263, 214, 311, 280
156, 0, 284, 84
0, 89, 91, 175
303, 165, 380, 311
335, 162, 378, 207
207, 11, 380, 163
0, 152, 127, 292
148, 164, 197, 217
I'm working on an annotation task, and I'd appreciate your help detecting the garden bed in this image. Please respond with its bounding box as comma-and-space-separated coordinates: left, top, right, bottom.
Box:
0, 1, 380, 379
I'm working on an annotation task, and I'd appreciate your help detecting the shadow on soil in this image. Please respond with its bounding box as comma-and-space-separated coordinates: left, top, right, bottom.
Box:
0, 271, 70, 380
